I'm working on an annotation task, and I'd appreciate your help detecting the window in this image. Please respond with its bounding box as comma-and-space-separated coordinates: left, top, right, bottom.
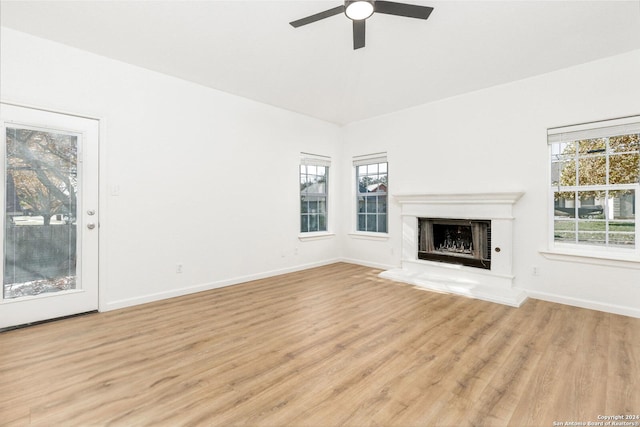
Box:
300, 153, 330, 233
354, 153, 388, 233
549, 117, 639, 252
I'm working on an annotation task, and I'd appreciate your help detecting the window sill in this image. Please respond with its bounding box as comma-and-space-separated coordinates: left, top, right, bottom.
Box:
540, 248, 640, 270
298, 232, 335, 241
348, 232, 390, 241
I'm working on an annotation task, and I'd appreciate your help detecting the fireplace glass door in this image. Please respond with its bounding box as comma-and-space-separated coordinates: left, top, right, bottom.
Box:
418, 218, 491, 269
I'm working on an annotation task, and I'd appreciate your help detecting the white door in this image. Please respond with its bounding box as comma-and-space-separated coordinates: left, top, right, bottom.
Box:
0, 103, 99, 329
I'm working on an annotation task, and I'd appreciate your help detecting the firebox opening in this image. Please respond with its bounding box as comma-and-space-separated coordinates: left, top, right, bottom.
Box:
418, 218, 491, 269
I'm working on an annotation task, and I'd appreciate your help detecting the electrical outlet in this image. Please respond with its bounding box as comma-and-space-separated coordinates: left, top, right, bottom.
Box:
176, 263, 183, 274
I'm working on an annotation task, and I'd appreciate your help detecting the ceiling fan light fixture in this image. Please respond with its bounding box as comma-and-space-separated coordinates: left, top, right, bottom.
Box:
290, 0, 434, 50
345, 1, 374, 20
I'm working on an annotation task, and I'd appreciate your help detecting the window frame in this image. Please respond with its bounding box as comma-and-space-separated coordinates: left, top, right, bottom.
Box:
353, 153, 388, 236
548, 116, 640, 259
299, 153, 331, 237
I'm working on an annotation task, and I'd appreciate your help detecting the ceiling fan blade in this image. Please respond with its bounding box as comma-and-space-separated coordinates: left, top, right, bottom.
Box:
289, 5, 345, 28
374, 1, 434, 20
353, 19, 366, 50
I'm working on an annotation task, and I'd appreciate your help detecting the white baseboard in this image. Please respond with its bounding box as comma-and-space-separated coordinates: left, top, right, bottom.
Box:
527, 290, 640, 319
338, 257, 399, 271
104, 258, 341, 312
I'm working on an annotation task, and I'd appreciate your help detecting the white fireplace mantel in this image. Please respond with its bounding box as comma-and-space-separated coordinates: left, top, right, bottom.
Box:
393, 192, 524, 220
393, 192, 524, 205
380, 191, 527, 307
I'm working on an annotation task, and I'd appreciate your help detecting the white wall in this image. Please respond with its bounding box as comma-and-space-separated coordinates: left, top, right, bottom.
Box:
341, 49, 640, 317
3, 27, 639, 318
1, 28, 343, 310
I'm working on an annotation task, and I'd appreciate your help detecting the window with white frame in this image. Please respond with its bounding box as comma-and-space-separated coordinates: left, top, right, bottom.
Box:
549, 117, 639, 252
354, 153, 388, 233
300, 153, 330, 233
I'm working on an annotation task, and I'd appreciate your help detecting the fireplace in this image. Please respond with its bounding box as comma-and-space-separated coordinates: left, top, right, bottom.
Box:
418, 218, 491, 269
379, 192, 526, 307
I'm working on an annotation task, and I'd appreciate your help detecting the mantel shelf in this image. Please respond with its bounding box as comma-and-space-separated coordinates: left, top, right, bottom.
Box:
392, 192, 525, 205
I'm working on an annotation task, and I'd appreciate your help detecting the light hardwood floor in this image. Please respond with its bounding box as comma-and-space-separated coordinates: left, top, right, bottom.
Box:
1, 263, 638, 426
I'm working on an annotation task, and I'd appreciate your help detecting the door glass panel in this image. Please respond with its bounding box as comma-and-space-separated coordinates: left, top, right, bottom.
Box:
4, 128, 78, 299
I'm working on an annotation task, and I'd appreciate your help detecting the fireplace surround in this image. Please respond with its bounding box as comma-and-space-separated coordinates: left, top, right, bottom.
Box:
380, 192, 527, 307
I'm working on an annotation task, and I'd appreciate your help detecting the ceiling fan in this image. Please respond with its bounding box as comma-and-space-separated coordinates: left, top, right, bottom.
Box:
289, 0, 434, 50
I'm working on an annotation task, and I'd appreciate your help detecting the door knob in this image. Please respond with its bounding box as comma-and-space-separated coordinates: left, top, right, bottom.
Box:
87, 223, 96, 230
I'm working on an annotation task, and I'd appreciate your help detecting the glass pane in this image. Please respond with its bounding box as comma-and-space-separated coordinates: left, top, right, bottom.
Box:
551, 160, 575, 186
609, 133, 639, 153
377, 214, 387, 233
365, 197, 376, 213
577, 221, 606, 246
554, 231, 576, 243
305, 176, 325, 194
367, 163, 378, 174
609, 153, 639, 184
300, 175, 308, 193
301, 215, 308, 233
610, 190, 635, 220
374, 174, 387, 192
609, 233, 635, 247
357, 165, 367, 176
359, 176, 371, 193
609, 220, 634, 232
300, 164, 306, 174
4, 128, 78, 299
554, 191, 576, 218
366, 214, 377, 232
317, 199, 326, 213
318, 214, 327, 232
379, 162, 387, 173
577, 155, 606, 186
377, 195, 387, 213
554, 220, 575, 243
307, 165, 317, 175
578, 138, 606, 156
308, 200, 318, 213
358, 197, 365, 213
308, 214, 318, 232
301, 198, 308, 213
578, 220, 605, 233
609, 221, 635, 248
358, 214, 366, 231
551, 141, 575, 159
577, 231, 606, 246
315, 182, 326, 194
317, 166, 325, 176
577, 191, 605, 219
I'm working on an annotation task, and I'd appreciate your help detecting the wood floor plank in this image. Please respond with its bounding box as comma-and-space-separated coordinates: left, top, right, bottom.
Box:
462, 299, 552, 426
1, 262, 638, 426
606, 314, 640, 414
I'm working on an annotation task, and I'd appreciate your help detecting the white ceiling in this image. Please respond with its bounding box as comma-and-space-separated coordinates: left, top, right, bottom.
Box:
1, 1, 639, 125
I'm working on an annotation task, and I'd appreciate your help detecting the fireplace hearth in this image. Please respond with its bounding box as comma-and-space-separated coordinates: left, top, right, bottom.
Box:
418, 218, 491, 269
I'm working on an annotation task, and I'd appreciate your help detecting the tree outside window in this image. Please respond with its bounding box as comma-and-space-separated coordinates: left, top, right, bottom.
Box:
6, 128, 77, 226
551, 131, 638, 249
